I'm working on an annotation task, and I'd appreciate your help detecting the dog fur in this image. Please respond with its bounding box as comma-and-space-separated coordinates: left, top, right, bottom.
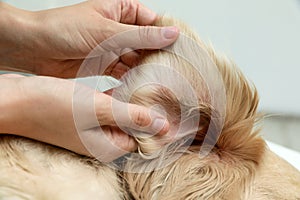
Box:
0, 16, 299, 200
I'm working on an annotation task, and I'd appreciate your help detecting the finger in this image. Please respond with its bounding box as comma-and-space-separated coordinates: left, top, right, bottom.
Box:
103, 58, 119, 76
120, 49, 140, 67
109, 62, 130, 79
99, 23, 179, 52
122, 103, 170, 136
105, 126, 138, 152
79, 126, 137, 162
136, 2, 157, 25
118, 0, 157, 25
95, 94, 170, 136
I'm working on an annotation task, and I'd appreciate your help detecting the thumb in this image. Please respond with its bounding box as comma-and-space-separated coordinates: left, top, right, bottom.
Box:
98, 22, 179, 51
119, 103, 170, 136
96, 93, 170, 136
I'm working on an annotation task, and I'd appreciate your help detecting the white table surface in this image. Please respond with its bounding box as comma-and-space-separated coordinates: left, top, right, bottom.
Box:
267, 141, 300, 171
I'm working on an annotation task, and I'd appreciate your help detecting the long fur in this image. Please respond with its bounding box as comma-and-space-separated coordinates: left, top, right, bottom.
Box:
0, 16, 299, 200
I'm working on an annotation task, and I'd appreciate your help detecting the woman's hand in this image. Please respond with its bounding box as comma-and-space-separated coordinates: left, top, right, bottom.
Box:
0, 0, 175, 161
0, 0, 179, 78
0, 74, 169, 162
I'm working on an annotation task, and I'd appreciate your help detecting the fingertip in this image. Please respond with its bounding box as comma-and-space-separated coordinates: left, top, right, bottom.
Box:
151, 118, 170, 136
161, 26, 180, 40
134, 25, 179, 49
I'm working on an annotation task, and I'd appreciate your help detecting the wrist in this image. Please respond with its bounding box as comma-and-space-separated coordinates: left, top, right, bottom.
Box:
0, 76, 26, 134
0, 2, 38, 72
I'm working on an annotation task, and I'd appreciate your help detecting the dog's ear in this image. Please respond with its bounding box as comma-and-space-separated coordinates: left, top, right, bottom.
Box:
121, 16, 267, 200
112, 15, 266, 164
157, 16, 266, 165
205, 51, 265, 165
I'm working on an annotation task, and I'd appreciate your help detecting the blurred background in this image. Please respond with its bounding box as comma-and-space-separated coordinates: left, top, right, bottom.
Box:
2, 0, 300, 151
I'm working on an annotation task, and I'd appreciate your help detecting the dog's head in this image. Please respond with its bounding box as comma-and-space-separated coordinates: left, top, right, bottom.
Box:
112, 17, 299, 199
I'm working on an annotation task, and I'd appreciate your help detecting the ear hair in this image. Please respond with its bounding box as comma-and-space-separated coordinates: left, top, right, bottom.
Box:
117, 16, 266, 199
115, 16, 265, 164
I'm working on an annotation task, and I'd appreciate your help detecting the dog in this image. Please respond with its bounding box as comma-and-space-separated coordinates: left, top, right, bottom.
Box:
0, 16, 299, 200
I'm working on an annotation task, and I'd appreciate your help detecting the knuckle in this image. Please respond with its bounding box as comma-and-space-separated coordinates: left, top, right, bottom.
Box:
132, 108, 148, 127
138, 26, 158, 48
121, 0, 138, 23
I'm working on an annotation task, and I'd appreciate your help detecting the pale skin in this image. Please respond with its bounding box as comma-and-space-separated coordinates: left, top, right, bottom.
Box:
0, 0, 179, 162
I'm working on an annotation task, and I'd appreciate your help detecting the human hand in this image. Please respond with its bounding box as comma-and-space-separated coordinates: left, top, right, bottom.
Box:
0, 74, 169, 162
0, 0, 179, 78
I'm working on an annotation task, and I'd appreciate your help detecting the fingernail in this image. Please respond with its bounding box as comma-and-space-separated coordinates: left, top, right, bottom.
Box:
162, 26, 178, 39
151, 118, 169, 135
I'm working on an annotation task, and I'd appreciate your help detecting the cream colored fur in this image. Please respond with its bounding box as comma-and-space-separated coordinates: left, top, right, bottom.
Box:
0, 16, 299, 200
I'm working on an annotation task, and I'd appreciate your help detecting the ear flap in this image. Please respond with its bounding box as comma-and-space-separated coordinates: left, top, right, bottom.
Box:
208, 52, 265, 165
121, 16, 267, 200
